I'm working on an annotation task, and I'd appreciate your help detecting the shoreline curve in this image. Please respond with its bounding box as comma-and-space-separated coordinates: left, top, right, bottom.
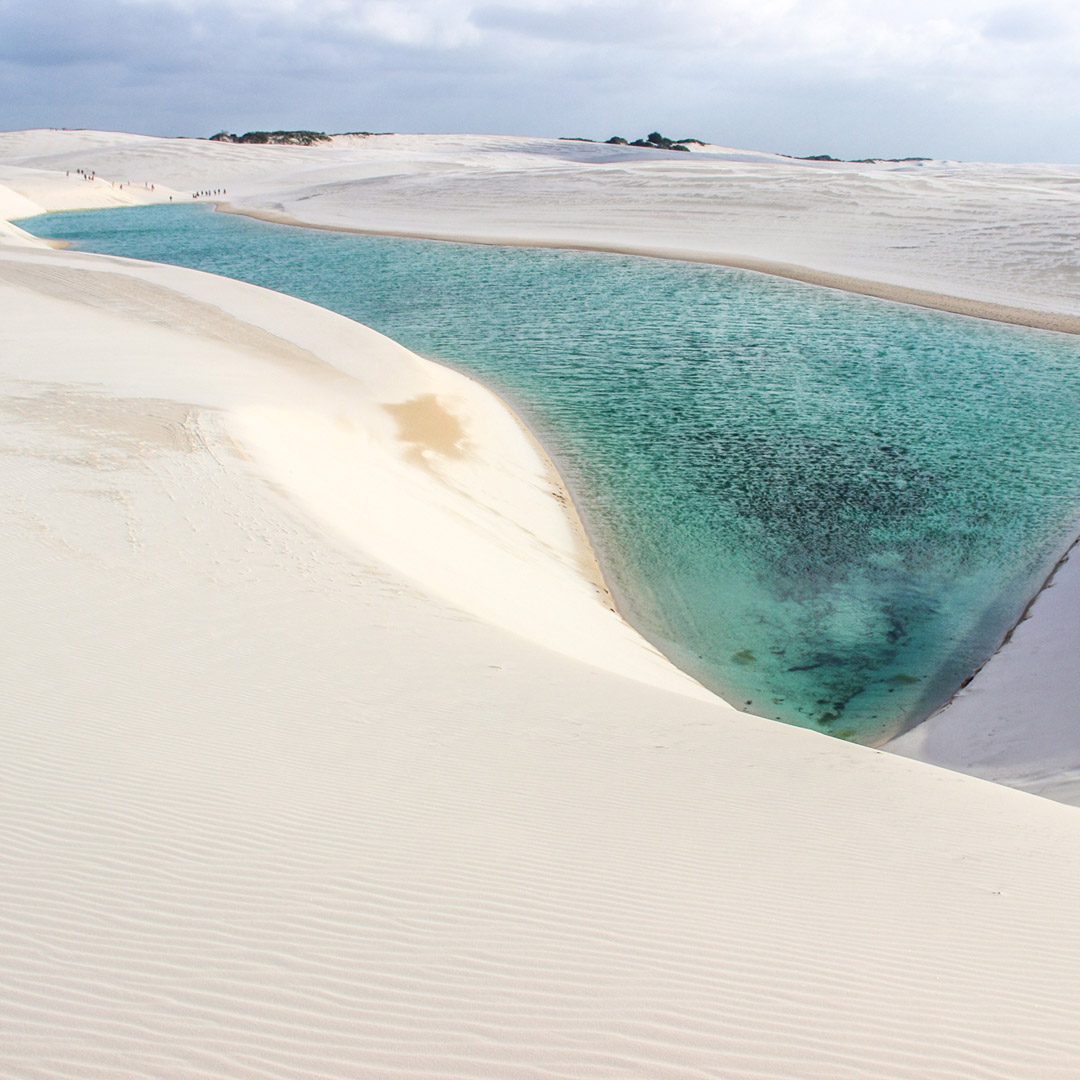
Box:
217, 203, 1080, 338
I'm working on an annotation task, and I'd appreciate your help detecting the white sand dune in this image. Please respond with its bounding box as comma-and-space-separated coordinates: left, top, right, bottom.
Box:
5, 128, 1078, 328
4, 131, 1080, 1077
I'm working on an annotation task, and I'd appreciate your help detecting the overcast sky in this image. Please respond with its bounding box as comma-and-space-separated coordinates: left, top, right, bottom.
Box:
1, 0, 1077, 162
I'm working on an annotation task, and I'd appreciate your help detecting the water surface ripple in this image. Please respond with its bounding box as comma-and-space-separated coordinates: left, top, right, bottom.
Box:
26, 204, 1080, 743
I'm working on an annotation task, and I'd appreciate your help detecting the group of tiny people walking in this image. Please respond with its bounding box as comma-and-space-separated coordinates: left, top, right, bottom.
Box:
68, 169, 156, 193
64, 169, 226, 203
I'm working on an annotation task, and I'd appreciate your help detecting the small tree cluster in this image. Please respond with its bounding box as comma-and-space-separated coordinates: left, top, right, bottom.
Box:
209, 130, 331, 146
605, 131, 699, 152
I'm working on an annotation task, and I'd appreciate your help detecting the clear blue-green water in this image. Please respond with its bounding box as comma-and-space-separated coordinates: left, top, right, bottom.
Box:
23, 204, 1080, 743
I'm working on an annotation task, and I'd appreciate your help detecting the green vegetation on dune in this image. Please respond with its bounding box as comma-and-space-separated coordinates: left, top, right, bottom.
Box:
560, 132, 702, 152
209, 130, 331, 145
793, 152, 932, 163
608, 131, 695, 151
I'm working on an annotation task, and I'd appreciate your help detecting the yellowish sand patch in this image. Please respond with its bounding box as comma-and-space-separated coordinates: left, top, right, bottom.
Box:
384, 393, 470, 469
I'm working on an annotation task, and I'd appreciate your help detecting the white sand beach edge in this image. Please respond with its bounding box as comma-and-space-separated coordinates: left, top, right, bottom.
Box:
5, 132, 1080, 1077
890, 536, 1080, 804
219, 204, 1080, 337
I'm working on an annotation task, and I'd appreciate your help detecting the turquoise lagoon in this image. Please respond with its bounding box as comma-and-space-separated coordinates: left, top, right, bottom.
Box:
25, 205, 1080, 743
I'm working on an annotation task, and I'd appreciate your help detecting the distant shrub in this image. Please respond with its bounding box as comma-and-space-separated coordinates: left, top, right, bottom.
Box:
787, 152, 932, 163
606, 136, 628, 144
208, 130, 331, 146
627, 131, 692, 152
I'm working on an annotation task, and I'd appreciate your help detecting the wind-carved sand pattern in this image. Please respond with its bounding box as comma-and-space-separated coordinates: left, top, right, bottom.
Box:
6, 131, 1080, 1078
0, 388, 206, 458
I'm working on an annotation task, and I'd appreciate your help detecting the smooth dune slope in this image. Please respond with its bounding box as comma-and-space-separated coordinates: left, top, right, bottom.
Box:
891, 540, 1080, 805
4, 199, 1080, 1078
0, 232, 702, 697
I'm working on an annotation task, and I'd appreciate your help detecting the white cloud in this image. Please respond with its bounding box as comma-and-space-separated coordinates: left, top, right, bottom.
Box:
1, 0, 1078, 159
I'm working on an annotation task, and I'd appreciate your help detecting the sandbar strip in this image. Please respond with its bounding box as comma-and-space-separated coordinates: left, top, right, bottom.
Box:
218, 204, 1080, 337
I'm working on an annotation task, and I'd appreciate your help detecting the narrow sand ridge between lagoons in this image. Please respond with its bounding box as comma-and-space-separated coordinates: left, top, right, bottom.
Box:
219, 210, 1080, 336
6, 162, 1080, 1078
